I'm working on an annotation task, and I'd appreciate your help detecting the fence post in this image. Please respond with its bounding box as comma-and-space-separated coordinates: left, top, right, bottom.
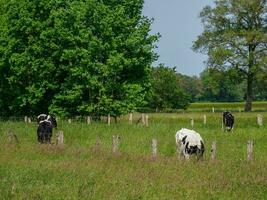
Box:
24, 116, 28, 123
257, 114, 263, 127
129, 113, 133, 125
203, 115, 207, 125
221, 117, 224, 131
68, 119, 72, 124
141, 113, 145, 125
145, 115, 149, 127
247, 140, 253, 161
211, 141, 216, 161
152, 139, 157, 158
86, 116, 91, 125
96, 136, 101, 146
112, 135, 119, 154
56, 131, 64, 145
176, 143, 182, 160
190, 118, 194, 128
7, 130, 19, 144
108, 114, 111, 126
28, 117, 32, 123
212, 107, 215, 113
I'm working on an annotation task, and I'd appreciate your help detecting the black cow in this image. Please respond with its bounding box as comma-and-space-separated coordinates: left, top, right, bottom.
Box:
37, 114, 57, 143
37, 120, 53, 143
223, 111, 234, 131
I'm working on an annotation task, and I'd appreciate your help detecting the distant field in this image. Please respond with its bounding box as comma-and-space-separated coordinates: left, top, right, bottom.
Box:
188, 101, 267, 112
0, 112, 267, 199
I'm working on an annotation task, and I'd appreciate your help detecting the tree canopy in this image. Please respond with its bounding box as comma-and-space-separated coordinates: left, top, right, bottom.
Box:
0, 0, 159, 117
148, 65, 190, 111
193, 0, 267, 111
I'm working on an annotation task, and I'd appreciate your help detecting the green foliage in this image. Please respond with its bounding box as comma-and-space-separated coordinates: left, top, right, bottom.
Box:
148, 65, 190, 110
193, 0, 267, 111
0, 0, 159, 117
176, 73, 202, 102
253, 71, 267, 100
199, 68, 246, 102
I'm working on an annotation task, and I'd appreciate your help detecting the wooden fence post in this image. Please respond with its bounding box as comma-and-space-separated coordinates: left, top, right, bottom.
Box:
86, 116, 91, 125
211, 141, 216, 161
247, 140, 253, 161
190, 118, 194, 128
129, 113, 133, 125
141, 113, 145, 125
112, 135, 119, 154
203, 115, 207, 125
56, 131, 64, 145
221, 117, 224, 131
145, 115, 149, 127
96, 136, 101, 146
152, 139, 157, 158
108, 114, 111, 126
257, 114, 263, 127
7, 130, 19, 144
176, 143, 183, 160
68, 119, 72, 124
24, 116, 28, 123
212, 107, 215, 113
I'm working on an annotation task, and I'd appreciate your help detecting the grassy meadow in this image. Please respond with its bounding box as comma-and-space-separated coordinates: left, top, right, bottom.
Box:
0, 111, 267, 199
188, 101, 267, 112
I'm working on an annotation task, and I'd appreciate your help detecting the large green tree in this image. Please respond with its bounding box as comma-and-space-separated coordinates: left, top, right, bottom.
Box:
193, 0, 267, 111
0, 0, 158, 117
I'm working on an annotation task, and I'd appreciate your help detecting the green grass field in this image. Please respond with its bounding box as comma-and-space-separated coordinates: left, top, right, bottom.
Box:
0, 112, 267, 199
188, 101, 267, 112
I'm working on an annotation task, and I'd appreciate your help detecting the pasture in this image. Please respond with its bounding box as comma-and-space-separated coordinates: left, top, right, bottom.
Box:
0, 112, 267, 199
188, 101, 267, 112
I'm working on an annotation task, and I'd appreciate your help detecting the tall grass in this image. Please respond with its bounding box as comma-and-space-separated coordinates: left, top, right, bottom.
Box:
0, 112, 266, 199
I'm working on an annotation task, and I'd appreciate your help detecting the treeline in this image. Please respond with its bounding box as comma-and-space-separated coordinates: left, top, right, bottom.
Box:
0, 0, 266, 117
148, 65, 267, 111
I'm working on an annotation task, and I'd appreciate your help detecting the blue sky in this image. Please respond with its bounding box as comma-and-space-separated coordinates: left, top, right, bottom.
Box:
142, 0, 214, 76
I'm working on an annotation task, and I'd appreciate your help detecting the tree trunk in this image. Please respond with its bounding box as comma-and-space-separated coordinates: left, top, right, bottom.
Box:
244, 73, 253, 112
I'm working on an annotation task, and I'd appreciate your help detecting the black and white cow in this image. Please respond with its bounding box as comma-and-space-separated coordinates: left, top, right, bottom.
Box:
175, 128, 205, 160
223, 111, 234, 131
37, 114, 57, 143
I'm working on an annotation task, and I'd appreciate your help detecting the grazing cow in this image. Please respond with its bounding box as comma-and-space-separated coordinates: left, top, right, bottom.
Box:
223, 111, 234, 131
175, 128, 205, 160
37, 114, 57, 143
37, 120, 53, 143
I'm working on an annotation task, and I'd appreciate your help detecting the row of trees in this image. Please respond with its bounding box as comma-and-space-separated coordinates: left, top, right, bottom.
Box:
0, 0, 266, 117
149, 65, 267, 111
